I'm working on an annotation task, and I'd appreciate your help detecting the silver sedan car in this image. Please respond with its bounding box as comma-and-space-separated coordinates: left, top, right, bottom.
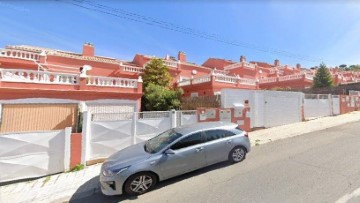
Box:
100, 121, 251, 196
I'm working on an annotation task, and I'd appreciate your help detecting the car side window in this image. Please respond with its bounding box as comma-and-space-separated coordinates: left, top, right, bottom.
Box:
204, 129, 235, 142
170, 132, 202, 150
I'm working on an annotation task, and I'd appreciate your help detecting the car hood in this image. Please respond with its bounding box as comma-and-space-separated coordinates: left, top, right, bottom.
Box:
103, 142, 151, 170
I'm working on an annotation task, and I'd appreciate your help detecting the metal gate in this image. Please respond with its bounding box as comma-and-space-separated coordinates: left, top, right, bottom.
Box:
89, 113, 133, 161
264, 92, 302, 128
0, 130, 67, 183
87, 111, 172, 161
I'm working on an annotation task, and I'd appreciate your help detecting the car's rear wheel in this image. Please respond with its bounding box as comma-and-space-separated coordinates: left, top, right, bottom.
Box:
229, 146, 247, 163
124, 172, 157, 196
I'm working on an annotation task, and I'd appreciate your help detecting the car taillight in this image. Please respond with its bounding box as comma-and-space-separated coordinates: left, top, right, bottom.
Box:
244, 133, 249, 138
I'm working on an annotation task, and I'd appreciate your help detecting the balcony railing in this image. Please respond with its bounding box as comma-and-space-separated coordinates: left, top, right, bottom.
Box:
224, 63, 241, 70
224, 62, 256, 70
122, 65, 144, 73
305, 74, 314, 80
214, 75, 237, 84
0, 68, 79, 85
87, 76, 138, 88
213, 69, 229, 75
164, 60, 178, 68
238, 78, 257, 85
243, 62, 256, 69
178, 79, 191, 87
192, 75, 211, 84
178, 74, 256, 86
259, 77, 277, 84
0, 49, 40, 61
278, 74, 303, 81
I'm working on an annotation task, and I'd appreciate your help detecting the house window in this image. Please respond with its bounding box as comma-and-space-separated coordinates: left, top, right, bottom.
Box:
190, 92, 199, 97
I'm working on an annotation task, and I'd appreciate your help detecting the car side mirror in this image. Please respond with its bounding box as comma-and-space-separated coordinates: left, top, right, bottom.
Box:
164, 149, 175, 155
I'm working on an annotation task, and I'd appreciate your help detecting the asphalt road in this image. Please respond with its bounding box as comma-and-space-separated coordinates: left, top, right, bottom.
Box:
69, 121, 360, 203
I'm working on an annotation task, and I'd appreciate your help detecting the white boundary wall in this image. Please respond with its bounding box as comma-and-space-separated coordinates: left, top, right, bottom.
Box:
221, 89, 303, 128
0, 128, 71, 183
304, 94, 332, 119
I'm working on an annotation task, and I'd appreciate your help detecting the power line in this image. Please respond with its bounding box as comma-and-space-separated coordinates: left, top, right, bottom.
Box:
58, 0, 324, 63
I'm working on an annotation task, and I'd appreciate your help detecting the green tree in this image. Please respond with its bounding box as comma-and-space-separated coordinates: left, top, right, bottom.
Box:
313, 63, 333, 88
348, 64, 360, 72
142, 58, 172, 88
144, 83, 183, 111
141, 59, 182, 111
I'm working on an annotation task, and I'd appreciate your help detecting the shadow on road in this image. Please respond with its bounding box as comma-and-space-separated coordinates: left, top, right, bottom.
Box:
68, 161, 231, 202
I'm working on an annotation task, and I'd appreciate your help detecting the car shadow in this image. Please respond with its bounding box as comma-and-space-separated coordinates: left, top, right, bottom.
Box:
68, 161, 231, 202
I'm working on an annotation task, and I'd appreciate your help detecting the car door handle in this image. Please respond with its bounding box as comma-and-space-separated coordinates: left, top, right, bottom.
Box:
225, 140, 232, 144
195, 147, 204, 152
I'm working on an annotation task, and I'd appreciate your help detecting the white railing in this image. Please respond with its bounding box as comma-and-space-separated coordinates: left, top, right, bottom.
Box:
259, 77, 277, 84
305, 74, 314, 80
164, 60, 178, 68
243, 62, 256, 69
224, 63, 241, 70
0, 68, 79, 85
87, 76, 138, 88
0, 49, 40, 61
224, 62, 256, 70
178, 79, 191, 87
178, 74, 257, 86
278, 74, 304, 81
215, 75, 256, 85
122, 65, 144, 73
238, 78, 257, 85
192, 75, 211, 84
214, 75, 237, 84
213, 69, 229, 75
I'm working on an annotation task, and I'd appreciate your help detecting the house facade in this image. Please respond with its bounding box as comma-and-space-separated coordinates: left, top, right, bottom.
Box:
0, 44, 144, 133
1, 43, 359, 104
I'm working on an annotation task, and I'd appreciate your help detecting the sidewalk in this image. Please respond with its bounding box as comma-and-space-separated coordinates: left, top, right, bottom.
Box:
1, 111, 359, 203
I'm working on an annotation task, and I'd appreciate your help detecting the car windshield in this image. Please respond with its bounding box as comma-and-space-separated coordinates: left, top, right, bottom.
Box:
144, 129, 183, 154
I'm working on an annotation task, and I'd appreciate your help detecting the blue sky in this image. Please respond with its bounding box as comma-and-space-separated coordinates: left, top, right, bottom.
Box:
1, 0, 360, 68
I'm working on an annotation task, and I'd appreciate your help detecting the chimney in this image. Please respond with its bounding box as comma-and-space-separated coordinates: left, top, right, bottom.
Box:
82, 43, 94, 57
274, 59, 280, 66
240, 55, 246, 63
296, 63, 301, 70
178, 51, 186, 62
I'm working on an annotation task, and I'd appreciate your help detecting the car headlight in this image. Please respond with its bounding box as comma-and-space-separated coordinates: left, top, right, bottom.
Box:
102, 166, 130, 177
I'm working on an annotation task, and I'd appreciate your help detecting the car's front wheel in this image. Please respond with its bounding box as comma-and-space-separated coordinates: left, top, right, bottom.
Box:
229, 146, 247, 163
124, 172, 157, 196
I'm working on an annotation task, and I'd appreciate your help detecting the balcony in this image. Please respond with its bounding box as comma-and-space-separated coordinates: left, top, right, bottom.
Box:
86, 76, 139, 88
259, 77, 277, 84
178, 74, 257, 87
259, 73, 313, 84
0, 49, 40, 61
224, 62, 256, 70
0, 68, 79, 85
278, 74, 304, 81
0, 68, 142, 96
122, 65, 144, 73
164, 60, 178, 68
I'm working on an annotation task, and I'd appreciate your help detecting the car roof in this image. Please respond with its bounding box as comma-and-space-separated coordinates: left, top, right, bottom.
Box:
174, 121, 238, 135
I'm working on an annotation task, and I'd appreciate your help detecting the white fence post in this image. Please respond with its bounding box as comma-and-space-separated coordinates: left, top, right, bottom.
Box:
81, 111, 91, 165
132, 112, 137, 144
171, 110, 177, 128
64, 127, 72, 171
329, 94, 334, 116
